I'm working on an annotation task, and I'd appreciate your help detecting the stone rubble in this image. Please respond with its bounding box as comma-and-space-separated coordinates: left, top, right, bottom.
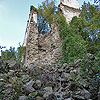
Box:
0, 54, 100, 100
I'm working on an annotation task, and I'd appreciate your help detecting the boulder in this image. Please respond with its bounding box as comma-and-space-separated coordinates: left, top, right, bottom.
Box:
9, 77, 17, 84
87, 53, 94, 60
43, 87, 53, 93
23, 80, 35, 93
7, 70, 15, 76
4, 84, 12, 88
18, 96, 28, 100
80, 89, 90, 99
65, 98, 73, 100
98, 92, 100, 100
33, 80, 42, 89
62, 72, 72, 80
73, 95, 85, 100
43, 87, 53, 98
7, 60, 17, 69
22, 74, 30, 82
36, 96, 44, 100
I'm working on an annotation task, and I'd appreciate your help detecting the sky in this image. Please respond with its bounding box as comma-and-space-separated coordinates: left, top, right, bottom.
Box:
0, 0, 94, 50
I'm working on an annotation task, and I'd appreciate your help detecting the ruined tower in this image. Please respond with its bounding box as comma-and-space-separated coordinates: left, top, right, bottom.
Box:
59, 0, 80, 23
23, 0, 80, 67
23, 7, 38, 46
24, 6, 62, 67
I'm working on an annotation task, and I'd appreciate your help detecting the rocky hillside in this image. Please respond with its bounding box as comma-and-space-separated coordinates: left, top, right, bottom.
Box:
0, 54, 100, 100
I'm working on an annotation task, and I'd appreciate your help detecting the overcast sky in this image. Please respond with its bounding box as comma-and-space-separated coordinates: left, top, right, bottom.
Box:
0, 0, 94, 50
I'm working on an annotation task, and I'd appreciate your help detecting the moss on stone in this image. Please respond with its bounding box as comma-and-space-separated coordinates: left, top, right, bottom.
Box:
30, 5, 37, 12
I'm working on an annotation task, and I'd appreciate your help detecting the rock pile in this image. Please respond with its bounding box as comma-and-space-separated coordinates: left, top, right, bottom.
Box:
0, 54, 100, 100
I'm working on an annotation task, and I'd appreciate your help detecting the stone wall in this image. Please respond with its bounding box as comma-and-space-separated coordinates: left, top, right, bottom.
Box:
24, 13, 62, 67
23, 9, 37, 46
24, 0, 80, 67
37, 25, 62, 67
61, 0, 79, 9
59, 0, 80, 24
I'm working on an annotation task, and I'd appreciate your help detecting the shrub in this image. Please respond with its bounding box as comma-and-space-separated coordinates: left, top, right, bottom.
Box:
55, 15, 87, 64
16, 46, 26, 64
1, 47, 16, 62
80, 57, 100, 100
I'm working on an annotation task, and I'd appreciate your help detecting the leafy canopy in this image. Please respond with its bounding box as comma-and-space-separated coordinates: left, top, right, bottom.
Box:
55, 14, 87, 64
1, 45, 26, 64
1, 47, 16, 62
80, 2, 100, 54
37, 0, 57, 34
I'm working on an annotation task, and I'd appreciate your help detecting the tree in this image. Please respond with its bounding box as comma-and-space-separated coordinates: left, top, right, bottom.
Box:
94, 0, 100, 4
1, 45, 26, 64
80, 2, 100, 54
37, 0, 57, 34
1, 47, 16, 62
55, 15, 87, 64
0, 46, 6, 49
16, 45, 26, 64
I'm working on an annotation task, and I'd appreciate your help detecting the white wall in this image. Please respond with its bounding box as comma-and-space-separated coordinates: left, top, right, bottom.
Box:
33, 14, 37, 24
62, 0, 79, 9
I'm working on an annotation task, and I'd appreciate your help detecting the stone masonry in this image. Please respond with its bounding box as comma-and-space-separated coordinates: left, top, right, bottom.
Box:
23, 8, 37, 46
24, 8, 62, 67
24, 0, 80, 67
59, 0, 80, 24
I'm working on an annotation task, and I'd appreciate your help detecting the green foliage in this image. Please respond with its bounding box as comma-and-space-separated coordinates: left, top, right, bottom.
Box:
1, 45, 26, 64
0, 46, 6, 49
30, 5, 37, 12
70, 16, 88, 36
38, 0, 56, 25
55, 15, 87, 64
77, 3, 100, 99
80, 2, 100, 54
0, 82, 5, 99
80, 57, 100, 100
12, 78, 23, 100
62, 35, 87, 64
1, 47, 16, 62
55, 14, 68, 39
16, 45, 26, 64
80, 2, 99, 22
38, 0, 57, 34
0, 74, 10, 99
94, 0, 100, 4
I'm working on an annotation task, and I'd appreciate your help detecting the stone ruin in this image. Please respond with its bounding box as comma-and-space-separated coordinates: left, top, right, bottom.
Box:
23, 0, 80, 67
59, 0, 80, 24
24, 9, 62, 67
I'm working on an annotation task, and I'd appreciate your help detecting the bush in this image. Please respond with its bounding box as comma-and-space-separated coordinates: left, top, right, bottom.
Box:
80, 56, 100, 100
1, 47, 16, 62
62, 34, 87, 64
55, 15, 87, 64
16, 46, 26, 64
30, 5, 37, 12
1, 45, 26, 64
